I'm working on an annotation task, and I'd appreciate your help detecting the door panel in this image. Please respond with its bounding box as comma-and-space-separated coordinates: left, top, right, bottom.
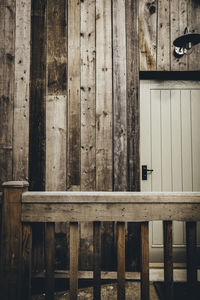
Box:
140, 80, 200, 262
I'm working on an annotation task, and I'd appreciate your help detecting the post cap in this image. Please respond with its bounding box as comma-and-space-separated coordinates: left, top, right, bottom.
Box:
2, 181, 29, 188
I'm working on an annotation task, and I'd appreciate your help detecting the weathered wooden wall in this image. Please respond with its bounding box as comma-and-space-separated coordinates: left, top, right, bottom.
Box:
29, 0, 140, 271
0, 0, 200, 271
0, 0, 31, 189
139, 0, 200, 71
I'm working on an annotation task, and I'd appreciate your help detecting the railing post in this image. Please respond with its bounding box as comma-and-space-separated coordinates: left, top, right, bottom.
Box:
163, 221, 173, 300
93, 221, 101, 300
70, 222, 79, 300
117, 222, 126, 300
141, 222, 149, 300
186, 222, 197, 299
0, 181, 29, 300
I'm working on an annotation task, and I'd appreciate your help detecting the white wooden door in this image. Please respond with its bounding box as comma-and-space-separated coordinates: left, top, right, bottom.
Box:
140, 80, 200, 262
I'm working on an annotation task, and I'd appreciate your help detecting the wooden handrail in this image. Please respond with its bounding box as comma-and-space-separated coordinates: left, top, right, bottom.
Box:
22, 191, 200, 202
21, 191, 200, 222
1, 183, 199, 300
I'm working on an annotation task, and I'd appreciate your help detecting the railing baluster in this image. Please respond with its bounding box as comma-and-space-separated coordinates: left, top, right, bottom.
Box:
70, 222, 79, 300
45, 223, 55, 300
93, 221, 101, 300
22, 223, 32, 300
186, 222, 197, 298
141, 222, 149, 300
117, 222, 125, 300
163, 221, 173, 300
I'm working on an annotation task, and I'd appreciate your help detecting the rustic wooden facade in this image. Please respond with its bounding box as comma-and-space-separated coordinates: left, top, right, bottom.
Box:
0, 0, 200, 274
1, 0, 200, 190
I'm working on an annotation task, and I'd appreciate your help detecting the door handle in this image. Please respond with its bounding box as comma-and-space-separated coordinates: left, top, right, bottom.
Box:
142, 165, 154, 180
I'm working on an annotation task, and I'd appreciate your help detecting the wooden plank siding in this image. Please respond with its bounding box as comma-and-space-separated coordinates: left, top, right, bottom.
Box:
126, 0, 141, 271
79, 0, 96, 270
139, 0, 200, 71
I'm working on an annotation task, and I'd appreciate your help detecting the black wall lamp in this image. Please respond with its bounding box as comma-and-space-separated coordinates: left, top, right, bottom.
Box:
173, 27, 200, 58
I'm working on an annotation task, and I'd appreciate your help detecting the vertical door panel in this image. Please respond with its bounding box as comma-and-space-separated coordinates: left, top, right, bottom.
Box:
181, 90, 193, 192
161, 90, 172, 191
151, 89, 162, 192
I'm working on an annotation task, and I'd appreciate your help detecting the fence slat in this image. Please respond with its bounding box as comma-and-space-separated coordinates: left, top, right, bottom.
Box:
141, 222, 149, 300
93, 222, 101, 299
163, 221, 173, 300
45, 223, 55, 300
186, 222, 197, 297
117, 222, 125, 300
70, 222, 79, 300
22, 224, 32, 300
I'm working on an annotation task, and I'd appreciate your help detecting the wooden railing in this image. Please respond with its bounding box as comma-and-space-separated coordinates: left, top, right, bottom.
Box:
0, 181, 200, 300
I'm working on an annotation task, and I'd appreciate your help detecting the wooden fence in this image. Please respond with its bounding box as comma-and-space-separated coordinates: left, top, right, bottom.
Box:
0, 181, 200, 300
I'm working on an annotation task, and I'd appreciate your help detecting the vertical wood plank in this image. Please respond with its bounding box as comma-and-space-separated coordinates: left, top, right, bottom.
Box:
32, 222, 45, 273
126, 0, 140, 192
170, 0, 188, 71
181, 90, 193, 191
113, 0, 127, 191
46, 0, 67, 95
13, 0, 31, 181
80, 0, 96, 270
139, 0, 157, 71
29, 0, 46, 191
96, 0, 114, 273
80, 0, 96, 191
68, 0, 81, 189
22, 224, 32, 300
46, 0, 67, 237
163, 221, 173, 300
126, 0, 141, 271
46, 0, 67, 192
45, 223, 55, 300
0, 0, 15, 188
70, 222, 79, 300
151, 89, 162, 192
171, 90, 182, 191
188, 0, 200, 70
161, 90, 172, 191
117, 222, 125, 300
157, 0, 170, 70
141, 222, 149, 300
29, 0, 46, 277
96, 0, 112, 191
93, 222, 101, 300
186, 222, 197, 298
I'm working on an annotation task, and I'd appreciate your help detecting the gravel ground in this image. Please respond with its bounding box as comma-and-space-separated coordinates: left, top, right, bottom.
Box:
32, 282, 159, 300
